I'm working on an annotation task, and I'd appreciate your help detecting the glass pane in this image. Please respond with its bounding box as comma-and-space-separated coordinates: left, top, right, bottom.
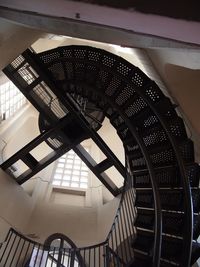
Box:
82, 166, 88, 171
56, 168, 63, 173
58, 158, 65, 163
80, 177, 88, 183
66, 164, 72, 169
58, 163, 64, 168
73, 165, 80, 170
80, 183, 88, 188
71, 182, 79, 188
54, 174, 62, 179
63, 175, 71, 181
64, 170, 71, 174
73, 170, 80, 176
81, 171, 88, 176
52, 180, 61, 186
72, 176, 79, 182
62, 181, 70, 187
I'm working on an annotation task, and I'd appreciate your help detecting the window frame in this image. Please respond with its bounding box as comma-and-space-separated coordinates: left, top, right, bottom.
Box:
51, 148, 90, 192
0, 81, 27, 122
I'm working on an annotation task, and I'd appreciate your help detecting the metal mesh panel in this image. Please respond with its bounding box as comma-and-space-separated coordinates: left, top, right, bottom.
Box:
32, 81, 68, 119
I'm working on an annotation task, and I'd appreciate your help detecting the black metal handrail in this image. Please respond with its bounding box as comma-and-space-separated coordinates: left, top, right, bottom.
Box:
0, 46, 193, 267
59, 47, 192, 266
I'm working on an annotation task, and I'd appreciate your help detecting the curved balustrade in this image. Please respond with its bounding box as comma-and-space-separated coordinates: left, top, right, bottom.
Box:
1, 45, 200, 267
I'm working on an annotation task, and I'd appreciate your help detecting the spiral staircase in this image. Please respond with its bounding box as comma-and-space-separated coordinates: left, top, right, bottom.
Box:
0, 45, 200, 267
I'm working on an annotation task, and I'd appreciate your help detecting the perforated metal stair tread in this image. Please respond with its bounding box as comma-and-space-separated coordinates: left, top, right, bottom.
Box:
135, 208, 200, 239
127, 138, 194, 160
134, 163, 200, 189
3, 45, 199, 267
133, 229, 184, 264
135, 188, 200, 212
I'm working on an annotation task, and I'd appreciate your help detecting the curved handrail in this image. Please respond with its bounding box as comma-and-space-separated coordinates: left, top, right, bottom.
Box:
0, 46, 193, 267
59, 46, 192, 266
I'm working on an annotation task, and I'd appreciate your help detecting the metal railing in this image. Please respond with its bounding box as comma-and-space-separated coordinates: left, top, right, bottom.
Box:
1, 46, 194, 267
0, 181, 136, 267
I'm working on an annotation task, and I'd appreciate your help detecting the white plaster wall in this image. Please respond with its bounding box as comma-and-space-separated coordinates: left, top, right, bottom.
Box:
97, 195, 121, 242
25, 203, 98, 247
0, 18, 44, 70
146, 48, 200, 163
98, 118, 125, 192
0, 169, 34, 242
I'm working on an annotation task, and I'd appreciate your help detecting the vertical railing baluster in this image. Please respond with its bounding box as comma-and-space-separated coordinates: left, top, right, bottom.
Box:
125, 191, 134, 234
51, 247, 56, 267
0, 230, 13, 264
38, 246, 45, 267
119, 212, 128, 263
116, 216, 124, 262
9, 236, 21, 267
33, 244, 40, 267
44, 246, 50, 267
21, 241, 31, 266
129, 187, 137, 223
15, 238, 26, 267
103, 245, 106, 267
99, 246, 101, 267
61, 248, 65, 266
114, 223, 119, 255
121, 201, 132, 260
89, 247, 91, 267
94, 247, 96, 267
4, 232, 17, 266
83, 248, 86, 267
67, 249, 70, 267
110, 231, 114, 251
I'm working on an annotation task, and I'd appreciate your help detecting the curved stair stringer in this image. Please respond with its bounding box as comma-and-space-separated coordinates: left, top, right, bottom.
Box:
1, 45, 200, 267
36, 45, 200, 267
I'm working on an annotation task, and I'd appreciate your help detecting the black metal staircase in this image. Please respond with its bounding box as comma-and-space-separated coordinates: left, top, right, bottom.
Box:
1, 45, 200, 267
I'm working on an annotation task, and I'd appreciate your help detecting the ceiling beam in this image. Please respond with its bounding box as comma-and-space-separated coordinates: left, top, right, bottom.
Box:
0, 6, 199, 50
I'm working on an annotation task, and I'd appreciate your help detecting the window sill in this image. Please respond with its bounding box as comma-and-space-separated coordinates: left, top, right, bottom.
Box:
52, 186, 86, 196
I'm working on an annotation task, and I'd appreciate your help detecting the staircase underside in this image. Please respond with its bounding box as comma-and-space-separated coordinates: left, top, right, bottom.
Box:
1, 45, 200, 267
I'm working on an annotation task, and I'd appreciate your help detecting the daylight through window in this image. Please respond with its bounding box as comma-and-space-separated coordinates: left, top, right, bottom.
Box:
52, 149, 89, 189
0, 81, 27, 120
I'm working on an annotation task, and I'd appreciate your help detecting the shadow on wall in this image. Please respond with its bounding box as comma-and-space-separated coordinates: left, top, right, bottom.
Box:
164, 64, 200, 135
71, 0, 200, 21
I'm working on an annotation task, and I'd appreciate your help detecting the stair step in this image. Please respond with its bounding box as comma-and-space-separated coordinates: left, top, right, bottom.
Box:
133, 234, 200, 266
128, 139, 194, 163
130, 251, 152, 267
135, 188, 200, 212
134, 163, 200, 189
129, 97, 176, 127
139, 117, 187, 149
127, 139, 194, 170
134, 168, 180, 189
133, 229, 183, 264
133, 229, 154, 254
130, 251, 178, 267
135, 208, 200, 239
191, 241, 200, 265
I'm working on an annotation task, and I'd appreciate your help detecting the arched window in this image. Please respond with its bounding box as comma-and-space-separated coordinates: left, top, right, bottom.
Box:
43, 233, 85, 267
